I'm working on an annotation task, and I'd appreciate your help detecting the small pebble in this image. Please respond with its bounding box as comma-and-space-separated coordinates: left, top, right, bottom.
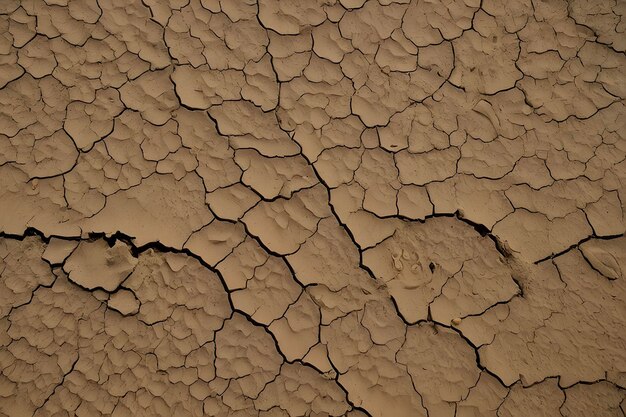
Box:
451, 318, 462, 326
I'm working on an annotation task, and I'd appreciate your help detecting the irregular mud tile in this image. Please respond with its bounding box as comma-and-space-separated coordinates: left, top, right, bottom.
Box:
184, 220, 246, 266
64, 88, 125, 151
497, 379, 564, 417
286, 217, 376, 317
254, 363, 350, 416
505, 178, 604, 221
0, 237, 55, 317
286, 218, 371, 291
517, 32, 619, 122
396, 147, 460, 186
375, 29, 418, 72
278, 74, 354, 132
17, 35, 56, 78
302, 343, 334, 374
397, 323, 480, 417
354, 148, 400, 217
216, 236, 269, 291
208, 100, 301, 157
351, 67, 411, 128
311, 146, 362, 187
107, 289, 140, 315
458, 135, 524, 179
482, 0, 532, 33
402, 0, 479, 47
235, 149, 317, 199
8, 8, 37, 49
339, 1, 407, 56
474, 251, 626, 386
63, 239, 137, 292
42, 237, 79, 265
505, 156, 554, 189
408, 41, 454, 101
427, 176, 513, 229
456, 372, 509, 417
378, 104, 447, 153
584, 191, 625, 237
119, 69, 178, 125
450, 11, 522, 94
561, 381, 625, 417
242, 54, 279, 111
123, 251, 231, 335
267, 29, 312, 82
26, 130, 79, 178
492, 209, 593, 262
258, 0, 327, 35
155, 147, 199, 180
579, 238, 625, 281
360, 299, 406, 350
396, 185, 433, 220
0, 75, 51, 138
322, 313, 428, 417
242, 185, 331, 255
67, 0, 102, 24
85, 173, 214, 249
329, 184, 401, 248
175, 109, 242, 193
230, 255, 301, 325
0, 166, 82, 237
98, 0, 170, 68
171, 65, 244, 109
268, 291, 320, 361
215, 313, 283, 399
2, 273, 100, 416
303, 54, 345, 85
312, 20, 354, 64
0, 46, 24, 89
205, 184, 260, 221
363, 217, 518, 323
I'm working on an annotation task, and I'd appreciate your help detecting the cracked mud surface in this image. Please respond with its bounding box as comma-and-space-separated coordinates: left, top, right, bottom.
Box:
0, 0, 625, 416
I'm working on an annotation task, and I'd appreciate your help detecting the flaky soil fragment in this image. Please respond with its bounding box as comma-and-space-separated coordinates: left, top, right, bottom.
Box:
1, 0, 625, 416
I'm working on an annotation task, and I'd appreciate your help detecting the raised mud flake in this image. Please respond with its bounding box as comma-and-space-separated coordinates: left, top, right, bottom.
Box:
41, 238, 79, 265
580, 238, 625, 281
63, 239, 137, 292
106, 288, 140, 315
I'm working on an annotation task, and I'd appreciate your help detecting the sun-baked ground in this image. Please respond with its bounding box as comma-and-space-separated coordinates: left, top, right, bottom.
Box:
0, 0, 625, 416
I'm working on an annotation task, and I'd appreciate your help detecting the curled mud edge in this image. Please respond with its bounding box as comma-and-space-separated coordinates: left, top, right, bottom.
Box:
0, 0, 625, 416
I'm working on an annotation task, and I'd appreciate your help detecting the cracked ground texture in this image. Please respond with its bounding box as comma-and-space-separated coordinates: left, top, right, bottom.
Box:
0, 0, 625, 416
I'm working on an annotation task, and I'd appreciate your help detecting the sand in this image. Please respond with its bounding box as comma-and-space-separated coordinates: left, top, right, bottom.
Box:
0, 0, 625, 416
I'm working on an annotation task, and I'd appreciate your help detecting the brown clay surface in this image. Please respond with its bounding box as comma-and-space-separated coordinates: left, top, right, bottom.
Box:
0, 0, 625, 416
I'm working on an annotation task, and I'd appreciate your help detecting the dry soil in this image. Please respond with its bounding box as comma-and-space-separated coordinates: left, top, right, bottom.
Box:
0, 0, 625, 416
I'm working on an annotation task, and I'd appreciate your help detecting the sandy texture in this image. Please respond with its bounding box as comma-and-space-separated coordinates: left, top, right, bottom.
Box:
0, 0, 625, 416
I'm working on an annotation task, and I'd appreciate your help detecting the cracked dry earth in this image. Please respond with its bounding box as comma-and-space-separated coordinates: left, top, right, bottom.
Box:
1, 1, 626, 417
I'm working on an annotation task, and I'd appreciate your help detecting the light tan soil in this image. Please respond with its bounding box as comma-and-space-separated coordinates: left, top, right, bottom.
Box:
0, 0, 625, 416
